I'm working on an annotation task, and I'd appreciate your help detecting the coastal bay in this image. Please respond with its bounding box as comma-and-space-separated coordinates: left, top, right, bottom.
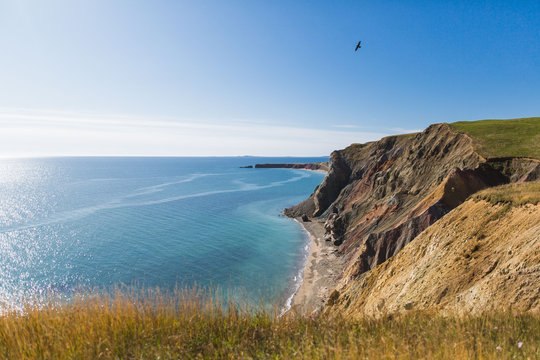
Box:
0, 157, 326, 310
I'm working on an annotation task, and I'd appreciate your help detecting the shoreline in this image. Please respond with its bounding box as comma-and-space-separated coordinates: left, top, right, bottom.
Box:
287, 218, 342, 315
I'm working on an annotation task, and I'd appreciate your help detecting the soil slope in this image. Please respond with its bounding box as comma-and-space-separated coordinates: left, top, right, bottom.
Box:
326, 181, 540, 317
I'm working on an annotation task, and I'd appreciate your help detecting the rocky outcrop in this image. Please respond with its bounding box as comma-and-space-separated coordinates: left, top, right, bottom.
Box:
312, 152, 351, 216
285, 123, 539, 307
324, 212, 347, 245
485, 157, 540, 183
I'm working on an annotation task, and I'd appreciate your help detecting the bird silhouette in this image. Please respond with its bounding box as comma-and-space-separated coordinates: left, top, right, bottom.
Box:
355, 41, 362, 51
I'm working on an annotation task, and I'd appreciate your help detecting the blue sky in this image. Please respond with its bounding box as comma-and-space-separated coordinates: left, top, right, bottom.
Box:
0, 0, 539, 156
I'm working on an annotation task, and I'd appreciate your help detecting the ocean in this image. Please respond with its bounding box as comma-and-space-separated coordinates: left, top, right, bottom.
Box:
0, 157, 326, 311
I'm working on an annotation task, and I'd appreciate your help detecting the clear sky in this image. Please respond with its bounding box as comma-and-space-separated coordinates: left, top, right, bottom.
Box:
1, 0, 539, 157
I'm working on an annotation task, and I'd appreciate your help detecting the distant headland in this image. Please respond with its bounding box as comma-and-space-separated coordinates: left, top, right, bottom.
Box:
240, 162, 329, 172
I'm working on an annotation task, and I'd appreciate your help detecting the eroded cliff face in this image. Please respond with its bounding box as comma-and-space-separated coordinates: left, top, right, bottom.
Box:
285, 123, 539, 299
325, 190, 540, 317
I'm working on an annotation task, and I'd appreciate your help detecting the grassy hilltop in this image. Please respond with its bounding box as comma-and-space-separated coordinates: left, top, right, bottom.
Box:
450, 117, 540, 159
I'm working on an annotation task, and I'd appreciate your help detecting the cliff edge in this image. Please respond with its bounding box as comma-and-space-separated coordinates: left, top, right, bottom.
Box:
286, 117, 540, 315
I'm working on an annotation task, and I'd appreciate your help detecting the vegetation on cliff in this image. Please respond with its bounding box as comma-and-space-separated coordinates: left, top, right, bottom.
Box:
474, 180, 540, 205
450, 117, 540, 159
0, 291, 538, 359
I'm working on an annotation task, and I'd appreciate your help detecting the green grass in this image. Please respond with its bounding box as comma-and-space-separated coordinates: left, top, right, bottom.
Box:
1, 290, 539, 359
473, 180, 540, 205
450, 117, 540, 159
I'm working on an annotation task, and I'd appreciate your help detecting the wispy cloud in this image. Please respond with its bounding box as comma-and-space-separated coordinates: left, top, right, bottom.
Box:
0, 108, 391, 157
332, 124, 422, 134
332, 124, 361, 129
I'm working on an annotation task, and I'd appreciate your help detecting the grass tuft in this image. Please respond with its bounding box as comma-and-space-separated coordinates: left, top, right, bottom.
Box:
473, 181, 540, 205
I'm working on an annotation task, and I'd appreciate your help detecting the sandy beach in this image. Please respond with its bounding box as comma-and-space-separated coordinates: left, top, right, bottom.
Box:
290, 218, 343, 314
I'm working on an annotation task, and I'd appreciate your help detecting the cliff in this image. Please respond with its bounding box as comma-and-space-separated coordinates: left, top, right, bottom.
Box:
326, 181, 540, 317
285, 118, 540, 315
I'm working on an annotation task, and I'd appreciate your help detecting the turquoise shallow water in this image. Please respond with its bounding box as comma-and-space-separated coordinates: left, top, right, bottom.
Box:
0, 157, 325, 309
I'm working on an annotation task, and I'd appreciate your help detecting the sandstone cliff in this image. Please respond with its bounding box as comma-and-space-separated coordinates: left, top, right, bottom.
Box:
326, 182, 540, 317
285, 119, 540, 314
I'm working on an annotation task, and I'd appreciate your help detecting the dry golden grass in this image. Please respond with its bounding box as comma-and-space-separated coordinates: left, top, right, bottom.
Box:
0, 289, 538, 359
474, 180, 540, 205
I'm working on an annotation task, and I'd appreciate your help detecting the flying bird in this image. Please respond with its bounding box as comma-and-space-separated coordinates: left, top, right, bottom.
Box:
355, 41, 362, 51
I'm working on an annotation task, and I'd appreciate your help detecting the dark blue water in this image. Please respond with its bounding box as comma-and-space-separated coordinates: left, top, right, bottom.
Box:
0, 157, 325, 310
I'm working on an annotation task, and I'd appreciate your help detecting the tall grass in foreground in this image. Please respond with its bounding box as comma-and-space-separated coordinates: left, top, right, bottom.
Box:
0, 289, 538, 359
